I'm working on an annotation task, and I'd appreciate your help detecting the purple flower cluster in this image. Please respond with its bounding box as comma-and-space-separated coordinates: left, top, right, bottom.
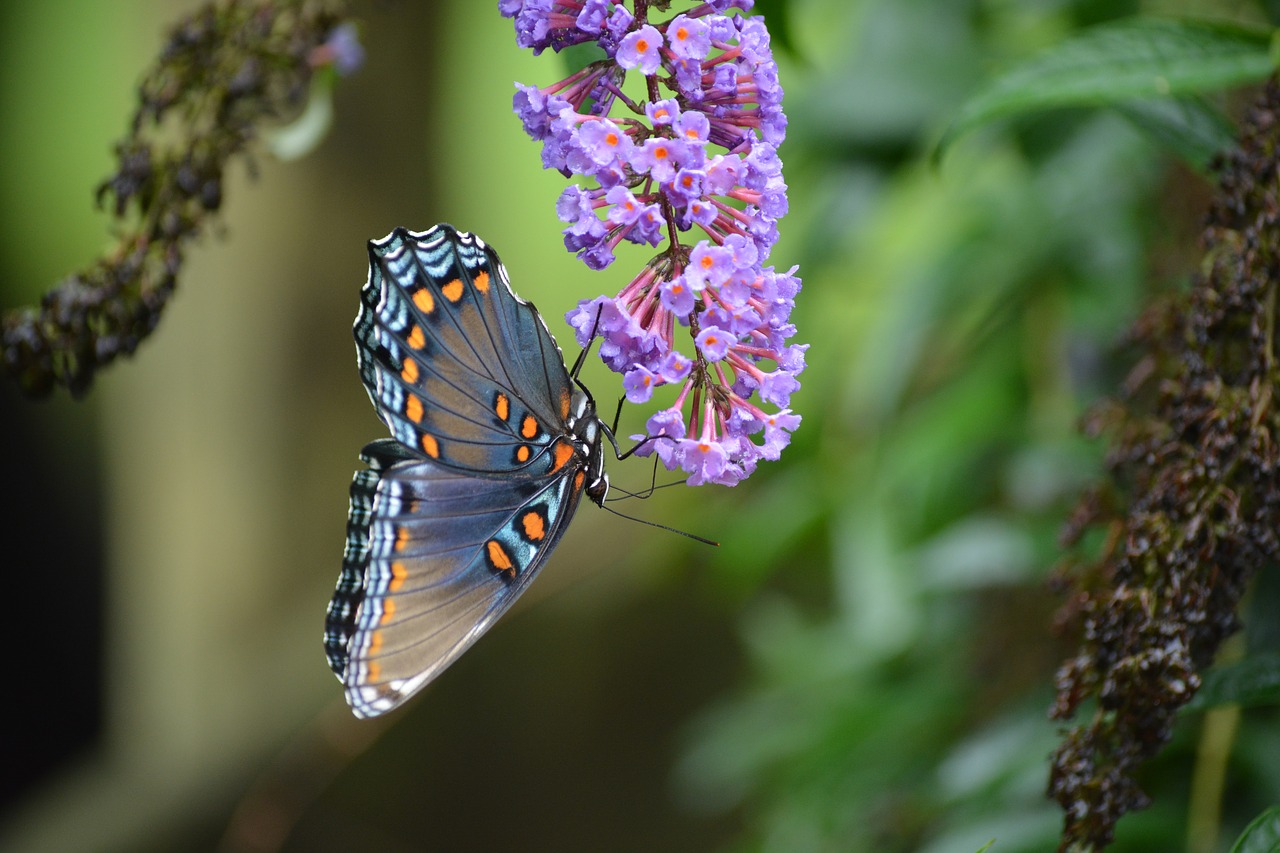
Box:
501, 0, 803, 486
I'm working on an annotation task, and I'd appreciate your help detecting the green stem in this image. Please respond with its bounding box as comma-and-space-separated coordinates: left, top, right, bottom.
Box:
1186, 635, 1244, 853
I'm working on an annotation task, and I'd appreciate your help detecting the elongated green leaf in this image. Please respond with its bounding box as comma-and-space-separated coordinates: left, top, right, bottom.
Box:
937, 18, 1274, 158
1113, 93, 1238, 171
1184, 653, 1280, 712
1230, 806, 1280, 853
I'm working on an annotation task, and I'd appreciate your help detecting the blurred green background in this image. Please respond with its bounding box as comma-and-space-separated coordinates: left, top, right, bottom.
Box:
2, 1, 1278, 851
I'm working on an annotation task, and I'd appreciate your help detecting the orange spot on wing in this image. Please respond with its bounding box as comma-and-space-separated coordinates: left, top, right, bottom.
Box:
405, 395, 424, 424
369, 631, 383, 654
442, 279, 464, 303
495, 393, 509, 421
368, 661, 381, 681
574, 471, 586, 490
474, 270, 490, 293
421, 434, 440, 458
400, 358, 420, 384
407, 325, 426, 350
389, 561, 407, 593
380, 598, 396, 625
521, 415, 539, 439
551, 441, 574, 473
487, 540, 515, 577
522, 511, 546, 541
395, 526, 411, 553
413, 288, 435, 314
517, 445, 531, 463
559, 388, 571, 420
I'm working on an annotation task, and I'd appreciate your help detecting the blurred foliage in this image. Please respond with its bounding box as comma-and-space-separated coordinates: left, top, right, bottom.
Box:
935, 17, 1273, 171
670, 0, 1280, 851
1230, 805, 1280, 851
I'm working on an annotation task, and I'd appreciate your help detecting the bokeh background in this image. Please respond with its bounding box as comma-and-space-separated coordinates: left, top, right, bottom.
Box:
3, 1, 1278, 851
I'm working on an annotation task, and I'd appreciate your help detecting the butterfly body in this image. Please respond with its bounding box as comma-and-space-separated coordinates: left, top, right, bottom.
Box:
325, 224, 609, 718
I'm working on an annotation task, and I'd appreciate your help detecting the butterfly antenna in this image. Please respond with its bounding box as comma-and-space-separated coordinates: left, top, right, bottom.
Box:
617, 433, 677, 462
599, 503, 719, 547
606, 475, 688, 502
605, 453, 678, 501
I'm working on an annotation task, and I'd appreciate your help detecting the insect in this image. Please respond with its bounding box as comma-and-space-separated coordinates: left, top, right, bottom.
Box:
324, 224, 612, 718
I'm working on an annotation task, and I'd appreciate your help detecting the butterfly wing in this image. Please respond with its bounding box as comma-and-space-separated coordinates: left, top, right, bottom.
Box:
354, 225, 578, 476
327, 225, 596, 717
325, 439, 588, 717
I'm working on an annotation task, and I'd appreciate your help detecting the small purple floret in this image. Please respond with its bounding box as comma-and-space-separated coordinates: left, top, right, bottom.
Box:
616, 24, 663, 75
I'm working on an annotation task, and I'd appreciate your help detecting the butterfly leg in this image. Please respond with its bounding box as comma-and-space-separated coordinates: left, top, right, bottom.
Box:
568, 303, 606, 380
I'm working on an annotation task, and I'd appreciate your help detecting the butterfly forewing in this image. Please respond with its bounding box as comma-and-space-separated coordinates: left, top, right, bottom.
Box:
356, 227, 572, 475
330, 224, 605, 718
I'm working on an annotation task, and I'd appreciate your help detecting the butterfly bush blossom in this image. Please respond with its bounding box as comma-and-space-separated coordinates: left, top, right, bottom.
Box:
501, 0, 803, 486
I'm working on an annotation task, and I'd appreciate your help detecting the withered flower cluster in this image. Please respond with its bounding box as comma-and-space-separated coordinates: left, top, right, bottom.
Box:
2, 0, 345, 397
1049, 81, 1280, 850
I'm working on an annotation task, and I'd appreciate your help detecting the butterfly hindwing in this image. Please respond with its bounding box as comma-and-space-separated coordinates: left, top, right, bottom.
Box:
329, 440, 587, 718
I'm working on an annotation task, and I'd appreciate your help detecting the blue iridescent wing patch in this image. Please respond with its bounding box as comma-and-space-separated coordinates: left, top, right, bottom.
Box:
325, 225, 609, 718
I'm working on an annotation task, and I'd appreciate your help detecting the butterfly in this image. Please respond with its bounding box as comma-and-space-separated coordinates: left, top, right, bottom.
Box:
324, 224, 612, 718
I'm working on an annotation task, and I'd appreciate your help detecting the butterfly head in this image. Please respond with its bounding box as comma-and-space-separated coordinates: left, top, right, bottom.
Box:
567, 385, 610, 506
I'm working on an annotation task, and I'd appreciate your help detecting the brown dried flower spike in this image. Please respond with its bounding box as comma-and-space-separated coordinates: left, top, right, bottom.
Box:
1048, 79, 1280, 850
1, 0, 345, 398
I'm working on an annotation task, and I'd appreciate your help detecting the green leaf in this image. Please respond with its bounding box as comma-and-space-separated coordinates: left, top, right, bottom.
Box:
1263, 0, 1280, 28
936, 18, 1274, 159
1112, 94, 1238, 172
1184, 653, 1280, 712
1229, 806, 1280, 853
